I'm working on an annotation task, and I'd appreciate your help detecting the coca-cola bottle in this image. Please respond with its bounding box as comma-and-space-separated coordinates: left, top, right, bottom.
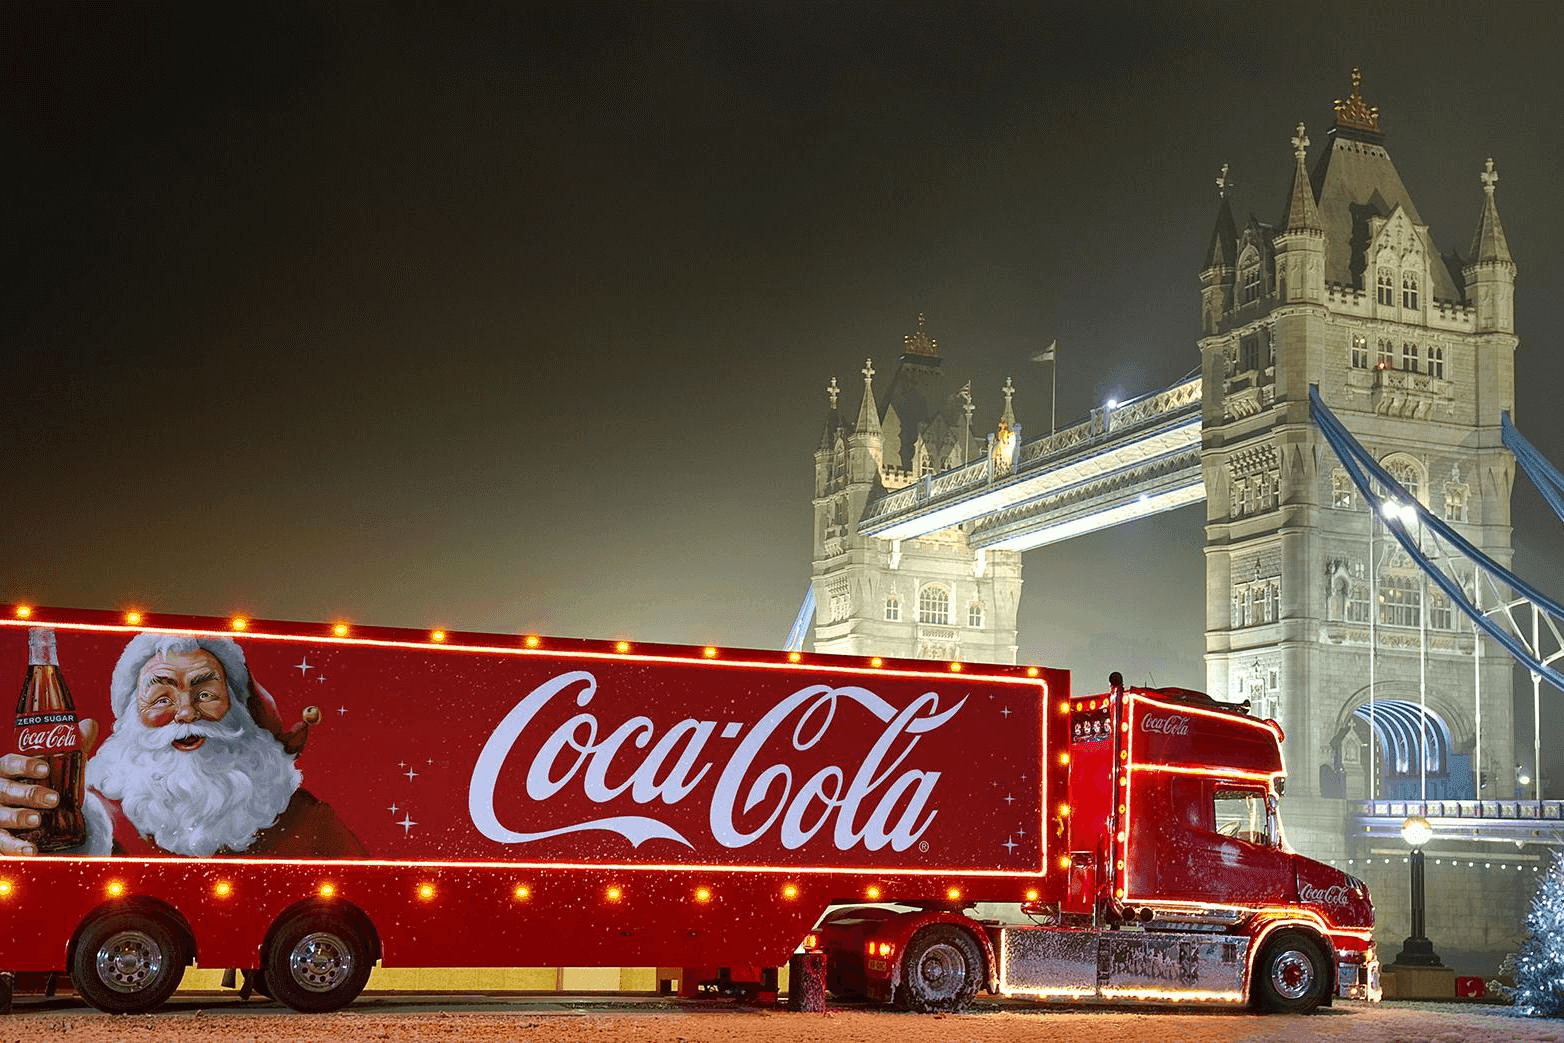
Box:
13, 628, 86, 851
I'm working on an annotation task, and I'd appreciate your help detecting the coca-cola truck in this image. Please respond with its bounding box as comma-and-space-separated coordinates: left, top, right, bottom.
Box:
0, 605, 1378, 1016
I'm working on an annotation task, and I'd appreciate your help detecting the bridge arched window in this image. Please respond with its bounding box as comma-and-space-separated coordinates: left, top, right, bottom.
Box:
1331, 468, 1356, 510
1402, 272, 1419, 310
1379, 573, 1421, 628
1429, 590, 1453, 630
968, 601, 984, 628
1383, 455, 1424, 505
1241, 261, 1262, 304
1351, 335, 1370, 369
1401, 342, 1419, 373
918, 585, 950, 626
884, 595, 901, 622
1427, 344, 1445, 379
1377, 268, 1395, 306
1377, 338, 1394, 369
1262, 583, 1276, 623
1347, 562, 1371, 624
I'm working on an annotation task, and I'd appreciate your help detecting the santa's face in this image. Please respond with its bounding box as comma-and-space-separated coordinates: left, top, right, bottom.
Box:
135, 649, 232, 748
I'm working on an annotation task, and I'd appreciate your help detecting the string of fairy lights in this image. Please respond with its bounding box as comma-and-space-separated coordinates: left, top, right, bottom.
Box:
1327, 856, 1545, 874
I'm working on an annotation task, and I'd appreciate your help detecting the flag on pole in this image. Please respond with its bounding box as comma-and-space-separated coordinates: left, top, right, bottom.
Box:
1032, 339, 1057, 363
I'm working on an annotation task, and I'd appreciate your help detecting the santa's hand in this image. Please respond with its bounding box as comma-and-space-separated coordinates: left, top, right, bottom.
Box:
0, 753, 58, 856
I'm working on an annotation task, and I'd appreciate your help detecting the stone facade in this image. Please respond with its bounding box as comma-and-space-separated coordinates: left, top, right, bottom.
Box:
811, 318, 1023, 664
1197, 74, 1523, 947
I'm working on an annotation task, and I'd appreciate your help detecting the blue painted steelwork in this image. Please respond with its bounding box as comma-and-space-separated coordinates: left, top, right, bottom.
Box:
1504, 411, 1564, 524
1309, 385, 1564, 693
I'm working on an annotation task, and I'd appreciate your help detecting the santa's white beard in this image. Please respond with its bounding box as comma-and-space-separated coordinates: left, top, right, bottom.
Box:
86, 707, 302, 857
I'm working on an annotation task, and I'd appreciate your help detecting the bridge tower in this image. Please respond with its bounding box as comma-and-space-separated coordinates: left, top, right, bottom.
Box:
1198, 71, 1520, 857
810, 316, 1023, 663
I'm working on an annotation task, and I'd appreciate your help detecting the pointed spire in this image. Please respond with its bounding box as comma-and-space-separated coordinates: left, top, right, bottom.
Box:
854, 358, 881, 438
1000, 377, 1017, 429
1203, 163, 1238, 269
1469, 157, 1514, 266
1282, 122, 1322, 233
818, 376, 844, 452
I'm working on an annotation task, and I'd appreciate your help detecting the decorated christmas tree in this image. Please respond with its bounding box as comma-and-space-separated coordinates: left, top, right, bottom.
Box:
1514, 849, 1564, 1017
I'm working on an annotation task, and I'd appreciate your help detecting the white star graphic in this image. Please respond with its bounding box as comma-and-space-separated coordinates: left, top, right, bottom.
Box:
404, 768, 418, 781
397, 814, 417, 834
1002, 836, 1018, 853
1004, 793, 1016, 805
1001, 706, 1012, 718
294, 657, 313, 676
337, 706, 348, 716
388, 803, 399, 815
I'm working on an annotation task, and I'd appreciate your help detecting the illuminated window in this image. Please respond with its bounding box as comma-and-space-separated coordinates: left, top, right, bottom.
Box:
884, 595, 900, 622
968, 601, 984, 628
1377, 268, 1395, 306
1429, 590, 1453, 630
1377, 338, 1394, 369
1402, 272, 1419, 310
1386, 457, 1422, 503
1402, 342, 1418, 373
1427, 345, 1444, 379
918, 586, 950, 626
1351, 335, 1370, 369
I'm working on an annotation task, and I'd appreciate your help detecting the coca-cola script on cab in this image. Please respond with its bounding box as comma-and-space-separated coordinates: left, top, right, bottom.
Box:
1140, 713, 1191, 736
1299, 882, 1351, 907
469, 673, 966, 853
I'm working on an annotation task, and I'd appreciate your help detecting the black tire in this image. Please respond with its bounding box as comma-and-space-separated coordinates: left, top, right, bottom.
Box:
263, 913, 372, 1013
71, 911, 187, 1014
1252, 931, 1328, 1013
896, 925, 983, 1013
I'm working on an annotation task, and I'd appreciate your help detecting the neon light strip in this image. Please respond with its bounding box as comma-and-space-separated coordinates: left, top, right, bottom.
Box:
26, 854, 1049, 877
1129, 764, 1285, 785
0, 618, 1048, 687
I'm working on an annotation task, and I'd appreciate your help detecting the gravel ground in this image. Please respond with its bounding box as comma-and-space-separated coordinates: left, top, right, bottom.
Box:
4, 999, 1561, 1043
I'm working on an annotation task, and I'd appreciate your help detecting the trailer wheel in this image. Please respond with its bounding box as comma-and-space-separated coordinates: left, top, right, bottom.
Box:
264, 913, 372, 1013
1253, 931, 1328, 1013
896, 925, 982, 1013
71, 911, 186, 1014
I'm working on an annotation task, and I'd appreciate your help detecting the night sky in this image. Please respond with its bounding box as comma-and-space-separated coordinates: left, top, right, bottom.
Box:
6, 2, 1563, 758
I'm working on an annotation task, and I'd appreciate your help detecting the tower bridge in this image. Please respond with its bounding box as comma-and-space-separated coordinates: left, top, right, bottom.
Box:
805, 72, 1559, 963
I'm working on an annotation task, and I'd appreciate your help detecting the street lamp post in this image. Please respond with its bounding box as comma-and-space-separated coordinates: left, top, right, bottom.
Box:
1392, 815, 1445, 968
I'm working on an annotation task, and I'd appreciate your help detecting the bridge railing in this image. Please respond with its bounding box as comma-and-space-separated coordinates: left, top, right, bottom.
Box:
1356, 799, 1564, 822
858, 374, 1203, 530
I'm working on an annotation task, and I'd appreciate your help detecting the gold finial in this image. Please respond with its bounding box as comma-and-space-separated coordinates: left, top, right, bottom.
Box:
903, 312, 939, 356
1481, 157, 1499, 196
1216, 162, 1233, 198
1292, 122, 1309, 160
1332, 67, 1380, 132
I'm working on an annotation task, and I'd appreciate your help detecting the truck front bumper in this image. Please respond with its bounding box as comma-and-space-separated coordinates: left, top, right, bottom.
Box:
1335, 954, 1382, 1001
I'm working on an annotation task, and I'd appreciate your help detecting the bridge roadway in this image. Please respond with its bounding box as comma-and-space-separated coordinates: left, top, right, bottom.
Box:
858, 375, 1204, 551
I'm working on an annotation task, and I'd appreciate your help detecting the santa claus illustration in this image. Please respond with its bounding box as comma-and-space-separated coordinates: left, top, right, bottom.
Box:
2, 632, 364, 858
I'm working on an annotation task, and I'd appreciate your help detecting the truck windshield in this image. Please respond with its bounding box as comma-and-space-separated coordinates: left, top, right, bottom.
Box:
1213, 788, 1271, 846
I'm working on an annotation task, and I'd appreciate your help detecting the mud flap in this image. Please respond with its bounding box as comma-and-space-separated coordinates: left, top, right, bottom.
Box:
788, 952, 827, 1011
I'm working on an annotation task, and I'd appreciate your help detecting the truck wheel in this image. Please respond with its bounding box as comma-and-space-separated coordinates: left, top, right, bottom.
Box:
264, 913, 372, 1013
1253, 931, 1327, 1013
71, 911, 186, 1014
896, 925, 982, 1013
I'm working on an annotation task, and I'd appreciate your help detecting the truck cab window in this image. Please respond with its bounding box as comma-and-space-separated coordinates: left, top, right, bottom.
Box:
1213, 787, 1272, 846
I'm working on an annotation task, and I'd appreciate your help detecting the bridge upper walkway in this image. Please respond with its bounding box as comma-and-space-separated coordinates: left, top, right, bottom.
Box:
858, 375, 1204, 551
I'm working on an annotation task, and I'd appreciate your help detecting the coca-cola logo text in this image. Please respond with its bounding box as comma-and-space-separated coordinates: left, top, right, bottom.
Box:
1140, 713, 1191, 737
1299, 882, 1351, 906
468, 672, 965, 853
16, 722, 80, 754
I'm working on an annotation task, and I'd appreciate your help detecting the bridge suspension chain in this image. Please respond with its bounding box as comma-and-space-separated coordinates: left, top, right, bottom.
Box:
1310, 385, 1564, 694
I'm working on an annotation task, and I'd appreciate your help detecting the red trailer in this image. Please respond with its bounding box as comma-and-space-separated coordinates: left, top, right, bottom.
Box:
0, 605, 1377, 1015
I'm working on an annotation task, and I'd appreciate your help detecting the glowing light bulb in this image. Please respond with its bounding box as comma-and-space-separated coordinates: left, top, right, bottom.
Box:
332, 623, 350, 638
213, 881, 233, 897
702, 646, 718, 658
431, 630, 446, 643
125, 612, 143, 626
418, 883, 436, 900
782, 884, 799, 899
695, 887, 712, 903
615, 641, 630, 653
14, 606, 31, 619
524, 635, 541, 648
230, 617, 248, 631
787, 651, 802, 663
606, 886, 623, 902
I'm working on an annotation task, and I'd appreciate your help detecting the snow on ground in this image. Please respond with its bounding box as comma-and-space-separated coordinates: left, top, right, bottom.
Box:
5, 1002, 1563, 1043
